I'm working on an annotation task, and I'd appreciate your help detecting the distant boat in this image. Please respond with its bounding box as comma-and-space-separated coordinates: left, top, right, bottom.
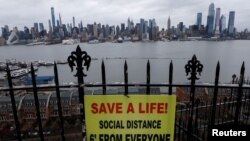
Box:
26, 42, 45, 46
6, 67, 38, 78
62, 39, 79, 45
88, 39, 99, 44
117, 37, 123, 43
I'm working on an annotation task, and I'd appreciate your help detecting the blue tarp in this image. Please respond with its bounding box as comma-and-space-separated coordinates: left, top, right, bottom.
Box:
23, 76, 54, 85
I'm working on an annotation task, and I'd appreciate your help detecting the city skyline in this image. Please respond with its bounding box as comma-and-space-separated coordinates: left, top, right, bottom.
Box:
0, 0, 249, 31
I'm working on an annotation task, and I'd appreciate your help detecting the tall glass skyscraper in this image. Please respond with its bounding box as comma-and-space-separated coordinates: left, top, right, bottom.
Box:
228, 11, 235, 36
220, 15, 226, 33
51, 7, 56, 31
207, 3, 215, 35
196, 13, 202, 29
214, 8, 221, 33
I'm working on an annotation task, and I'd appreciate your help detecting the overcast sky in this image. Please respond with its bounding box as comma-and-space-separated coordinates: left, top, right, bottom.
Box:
0, 0, 249, 31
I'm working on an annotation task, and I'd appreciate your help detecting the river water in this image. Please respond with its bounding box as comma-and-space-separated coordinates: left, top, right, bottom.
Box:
0, 40, 250, 84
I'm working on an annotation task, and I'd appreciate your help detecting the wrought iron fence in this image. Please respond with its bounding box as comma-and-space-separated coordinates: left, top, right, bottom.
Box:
0, 45, 249, 141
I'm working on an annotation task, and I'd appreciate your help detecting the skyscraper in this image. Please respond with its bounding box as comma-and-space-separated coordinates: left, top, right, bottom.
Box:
215, 8, 221, 29
127, 17, 131, 31
34, 23, 39, 33
228, 11, 235, 36
51, 7, 56, 31
196, 13, 202, 29
167, 16, 171, 31
214, 8, 221, 36
39, 23, 44, 31
219, 15, 226, 33
48, 19, 52, 32
73, 17, 75, 27
207, 3, 215, 35
59, 13, 62, 27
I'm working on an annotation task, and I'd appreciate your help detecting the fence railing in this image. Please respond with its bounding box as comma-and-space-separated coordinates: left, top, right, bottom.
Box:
0, 45, 249, 141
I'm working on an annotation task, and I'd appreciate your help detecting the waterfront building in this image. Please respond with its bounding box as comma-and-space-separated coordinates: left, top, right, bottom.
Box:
127, 17, 131, 31
206, 3, 215, 35
140, 18, 145, 40
34, 23, 39, 33
6, 27, 19, 45
121, 23, 125, 33
59, 13, 62, 27
228, 11, 235, 36
51, 7, 56, 31
24, 26, 30, 40
196, 13, 202, 30
73, 17, 76, 27
93, 22, 98, 38
48, 20, 52, 32
167, 16, 171, 32
39, 23, 44, 32
116, 25, 120, 36
1, 25, 9, 40
214, 8, 221, 36
220, 15, 227, 33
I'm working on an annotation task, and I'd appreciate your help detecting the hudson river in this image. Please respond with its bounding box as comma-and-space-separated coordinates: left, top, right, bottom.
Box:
0, 40, 250, 84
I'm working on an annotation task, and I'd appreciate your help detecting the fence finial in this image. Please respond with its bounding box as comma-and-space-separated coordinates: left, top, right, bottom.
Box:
185, 54, 203, 80
68, 45, 91, 77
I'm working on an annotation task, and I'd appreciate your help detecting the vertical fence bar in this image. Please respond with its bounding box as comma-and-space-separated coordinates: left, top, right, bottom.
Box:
185, 55, 203, 141
68, 46, 91, 139
234, 62, 245, 124
210, 62, 220, 126
124, 60, 128, 95
146, 60, 150, 95
6, 64, 22, 141
31, 64, 44, 141
102, 60, 106, 95
169, 61, 173, 95
54, 63, 65, 141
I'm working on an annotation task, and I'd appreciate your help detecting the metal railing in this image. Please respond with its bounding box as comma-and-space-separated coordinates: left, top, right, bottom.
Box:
0, 45, 249, 141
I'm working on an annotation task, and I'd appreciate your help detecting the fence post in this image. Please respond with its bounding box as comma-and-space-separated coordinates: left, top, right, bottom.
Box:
101, 60, 106, 95
234, 62, 245, 124
31, 64, 44, 141
124, 60, 128, 96
6, 64, 22, 141
54, 63, 65, 141
146, 60, 150, 95
68, 45, 91, 139
169, 60, 173, 95
185, 55, 203, 141
210, 62, 220, 126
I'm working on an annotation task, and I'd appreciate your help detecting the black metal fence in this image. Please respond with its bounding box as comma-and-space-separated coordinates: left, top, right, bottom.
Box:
0, 45, 249, 141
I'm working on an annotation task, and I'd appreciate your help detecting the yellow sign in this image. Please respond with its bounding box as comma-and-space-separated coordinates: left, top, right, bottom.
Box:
85, 95, 176, 141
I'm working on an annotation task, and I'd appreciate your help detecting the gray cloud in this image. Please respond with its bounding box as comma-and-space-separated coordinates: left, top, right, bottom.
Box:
0, 0, 249, 31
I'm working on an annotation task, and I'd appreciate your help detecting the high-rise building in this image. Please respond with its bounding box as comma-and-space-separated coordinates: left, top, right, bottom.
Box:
39, 23, 44, 31
140, 18, 144, 40
73, 17, 75, 28
196, 13, 202, 30
93, 22, 98, 38
214, 8, 221, 36
127, 17, 131, 31
51, 7, 56, 31
48, 20, 52, 32
215, 8, 221, 29
219, 15, 226, 33
59, 13, 62, 27
207, 3, 215, 35
121, 23, 125, 33
167, 16, 171, 31
34, 23, 39, 33
228, 11, 235, 36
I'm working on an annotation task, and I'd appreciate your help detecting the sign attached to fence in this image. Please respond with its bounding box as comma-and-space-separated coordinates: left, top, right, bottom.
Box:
84, 95, 176, 141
